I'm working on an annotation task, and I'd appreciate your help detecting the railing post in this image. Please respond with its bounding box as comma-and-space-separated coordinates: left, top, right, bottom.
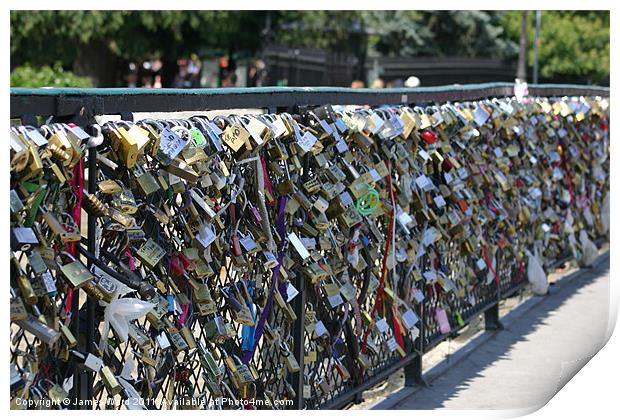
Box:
290, 270, 306, 409
484, 303, 504, 331
84, 145, 98, 403
404, 300, 427, 387
342, 316, 363, 405
291, 152, 311, 409
485, 249, 505, 331
403, 354, 426, 387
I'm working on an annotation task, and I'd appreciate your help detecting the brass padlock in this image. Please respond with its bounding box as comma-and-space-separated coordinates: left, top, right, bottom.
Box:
280, 342, 301, 373
10, 295, 28, 322
221, 123, 251, 153
136, 239, 166, 269
116, 126, 139, 168
59, 321, 77, 348
100, 365, 122, 396
59, 256, 94, 289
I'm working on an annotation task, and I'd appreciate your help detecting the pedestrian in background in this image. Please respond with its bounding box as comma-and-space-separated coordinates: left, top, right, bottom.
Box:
371, 78, 385, 89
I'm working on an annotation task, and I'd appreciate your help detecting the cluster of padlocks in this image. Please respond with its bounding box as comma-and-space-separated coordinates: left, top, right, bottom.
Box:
10, 94, 609, 409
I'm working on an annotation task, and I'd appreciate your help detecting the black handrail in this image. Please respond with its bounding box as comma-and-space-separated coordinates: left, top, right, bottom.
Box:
10, 83, 610, 119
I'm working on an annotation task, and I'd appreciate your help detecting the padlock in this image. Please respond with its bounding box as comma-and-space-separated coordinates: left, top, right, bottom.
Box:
10, 295, 28, 322
280, 342, 300, 373
58, 254, 94, 289
11, 226, 39, 251
204, 315, 229, 343
100, 365, 122, 396
14, 315, 61, 346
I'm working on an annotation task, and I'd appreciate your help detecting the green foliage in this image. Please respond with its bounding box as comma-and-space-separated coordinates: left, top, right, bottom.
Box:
501, 11, 609, 83
10, 10, 609, 85
10, 11, 265, 67
420, 11, 518, 58
271, 11, 517, 58
362, 11, 432, 56
272, 11, 364, 51
10, 63, 92, 88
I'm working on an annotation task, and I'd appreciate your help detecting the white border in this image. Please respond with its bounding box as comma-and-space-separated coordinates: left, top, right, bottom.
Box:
3, 3, 616, 419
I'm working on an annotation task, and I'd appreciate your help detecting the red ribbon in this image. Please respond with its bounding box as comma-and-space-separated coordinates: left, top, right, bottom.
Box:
65, 158, 83, 256
64, 157, 84, 317
482, 246, 499, 286
391, 306, 405, 357
559, 143, 575, 204
360, 160, 395, 376
125, 248, 136, 271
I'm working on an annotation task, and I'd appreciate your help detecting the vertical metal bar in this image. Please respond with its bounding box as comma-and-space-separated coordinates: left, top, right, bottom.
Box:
403, 355, 424, 387
70, 155, 87, 409
484, 303, 503, 331
70, 290, 82, 408
404, 300, 427, 387
290, 269, 306, 409
405, 251, 428, 387
420, 254, 429, 353
290, 151, 311, 409
342, 317, 363, 404
485, 249, 504, 331
85, 145, 98, 402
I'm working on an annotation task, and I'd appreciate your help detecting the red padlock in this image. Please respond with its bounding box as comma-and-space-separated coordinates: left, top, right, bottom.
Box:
170, 255, 185, 277
421, 129, 438, 144
178, 253, 193, 269
514, 178, 525, 188
232, 234, 242, 256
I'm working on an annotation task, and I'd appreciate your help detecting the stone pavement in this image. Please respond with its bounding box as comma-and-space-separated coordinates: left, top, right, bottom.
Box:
373, 251, 611, 411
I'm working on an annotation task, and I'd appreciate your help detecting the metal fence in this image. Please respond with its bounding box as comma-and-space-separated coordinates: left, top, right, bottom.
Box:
10, 83, 609, 410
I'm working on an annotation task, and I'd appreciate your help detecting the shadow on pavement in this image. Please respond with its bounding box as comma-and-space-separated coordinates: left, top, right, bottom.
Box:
386, 252, 610, 410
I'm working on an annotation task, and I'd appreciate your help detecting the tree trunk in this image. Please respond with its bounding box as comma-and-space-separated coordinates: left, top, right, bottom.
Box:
517, 11, 529, 82
73, 39, 119, 87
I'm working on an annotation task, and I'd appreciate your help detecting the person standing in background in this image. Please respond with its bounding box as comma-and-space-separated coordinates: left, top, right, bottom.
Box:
405, 76, 420, 88
172, 58, 190, 88
172, 57, 201, 88
125, 62, 138, 88
387, 78, 404, 88
371, 78, 385, 89
221, 71, 237, 87
248, 60, 266, 87
187, 54, 202, 87
151, 56, 163, 88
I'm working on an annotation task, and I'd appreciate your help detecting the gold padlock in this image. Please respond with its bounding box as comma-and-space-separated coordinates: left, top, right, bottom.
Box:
116, 126, 139, 168
100, 365, 122, 396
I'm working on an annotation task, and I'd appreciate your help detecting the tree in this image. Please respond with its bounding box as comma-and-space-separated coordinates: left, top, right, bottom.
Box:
271, 11, 365, 52
10, 11, 609, 87
517, 11, 529, 81
418, 11, 517, 59
361, 11, 432, 57
10, 11, 266, 86
501, 11, 609, 84
271, 11, 518, 59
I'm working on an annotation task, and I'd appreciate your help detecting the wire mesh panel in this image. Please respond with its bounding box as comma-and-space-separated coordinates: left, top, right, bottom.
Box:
9, 88, 610, 411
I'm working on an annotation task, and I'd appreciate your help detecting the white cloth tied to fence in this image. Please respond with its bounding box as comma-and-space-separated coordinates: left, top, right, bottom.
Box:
579, 230, 598, 267
526, 248, 548, 296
